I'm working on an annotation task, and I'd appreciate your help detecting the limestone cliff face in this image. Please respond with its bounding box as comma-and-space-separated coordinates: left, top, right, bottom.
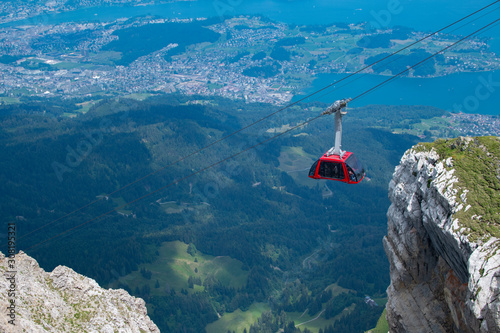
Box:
0, 251, 160, 333
384, 136, 500, 333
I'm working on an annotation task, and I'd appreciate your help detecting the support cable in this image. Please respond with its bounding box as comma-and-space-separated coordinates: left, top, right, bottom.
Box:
23, 17, 500, 251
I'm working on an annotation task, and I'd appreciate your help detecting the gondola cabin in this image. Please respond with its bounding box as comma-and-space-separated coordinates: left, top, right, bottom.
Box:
308, 98, 365, 184
309, 151, 365, 184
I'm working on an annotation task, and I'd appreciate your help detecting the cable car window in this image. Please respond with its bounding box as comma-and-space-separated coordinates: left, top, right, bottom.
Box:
309, 160, 319, 177
345, 154, 365, 180
347, 166, 357, 182
318, 161, 344, 179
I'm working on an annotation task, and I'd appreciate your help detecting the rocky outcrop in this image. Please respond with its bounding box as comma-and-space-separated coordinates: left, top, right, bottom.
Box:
0, 251, 160, 333
384, 136, 500, 333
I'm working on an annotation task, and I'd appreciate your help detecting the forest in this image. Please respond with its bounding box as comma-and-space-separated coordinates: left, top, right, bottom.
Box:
103, 19, 221, 65
365, 50, 443, 76
242, 61, 282, 78
0, 94, 444, 332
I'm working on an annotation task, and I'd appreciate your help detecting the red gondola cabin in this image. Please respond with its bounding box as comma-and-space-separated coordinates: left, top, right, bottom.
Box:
308, 98, 365, 184
309, 151, 365, 184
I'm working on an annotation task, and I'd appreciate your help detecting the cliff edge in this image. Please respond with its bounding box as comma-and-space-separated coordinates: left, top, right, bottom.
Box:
0, 251, 160, 333
384, 136, 500, 332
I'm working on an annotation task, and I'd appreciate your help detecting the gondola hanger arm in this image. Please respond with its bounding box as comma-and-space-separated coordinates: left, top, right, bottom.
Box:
321, 98, 352, 116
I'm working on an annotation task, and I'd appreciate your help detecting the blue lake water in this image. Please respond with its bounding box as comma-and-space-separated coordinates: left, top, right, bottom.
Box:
5, 0, 498, 32
292, 71, 500, 115
3, 0, 500, 114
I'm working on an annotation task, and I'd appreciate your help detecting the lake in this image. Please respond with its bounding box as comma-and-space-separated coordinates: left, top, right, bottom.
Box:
292, 70, 500, 115
3, 0, 500, 114
6, 0, 498, 33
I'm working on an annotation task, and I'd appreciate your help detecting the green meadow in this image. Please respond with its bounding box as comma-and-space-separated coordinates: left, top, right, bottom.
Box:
206, 303, 270, 333
112, 240, 248, 295
111, 196, 133, 216
284, 284, 353, 333
278, 145, 316, 187
366, 308, 389, 333
0, 97, 20, 104
206, 283, 359, 333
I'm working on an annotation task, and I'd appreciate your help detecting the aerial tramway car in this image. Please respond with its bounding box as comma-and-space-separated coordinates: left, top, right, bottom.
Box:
308, 98, 365, 184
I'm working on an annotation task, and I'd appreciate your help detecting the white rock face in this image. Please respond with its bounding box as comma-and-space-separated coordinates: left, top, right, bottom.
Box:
384, 140, 500, 332
0, 251, 160, 333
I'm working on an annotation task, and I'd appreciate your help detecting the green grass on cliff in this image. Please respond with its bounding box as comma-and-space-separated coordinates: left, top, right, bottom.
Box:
416, 136, 500, 242
366, 308, 389, 333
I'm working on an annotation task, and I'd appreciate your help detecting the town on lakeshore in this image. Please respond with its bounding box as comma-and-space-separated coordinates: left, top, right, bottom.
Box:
0, 1, 499, 135
1, 8, 499, 104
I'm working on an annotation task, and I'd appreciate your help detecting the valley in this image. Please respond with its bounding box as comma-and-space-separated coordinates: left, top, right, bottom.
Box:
1, 1, 500, 332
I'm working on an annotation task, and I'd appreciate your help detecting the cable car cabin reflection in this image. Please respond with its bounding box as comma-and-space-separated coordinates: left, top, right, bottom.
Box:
309, 151, 365, 184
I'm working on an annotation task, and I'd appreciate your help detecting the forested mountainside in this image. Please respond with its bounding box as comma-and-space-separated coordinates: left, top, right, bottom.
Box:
1, 94, 450, 332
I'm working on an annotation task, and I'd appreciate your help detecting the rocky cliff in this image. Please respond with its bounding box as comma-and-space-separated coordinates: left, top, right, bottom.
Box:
0, 251, 160, 333
384, 136, 500, 333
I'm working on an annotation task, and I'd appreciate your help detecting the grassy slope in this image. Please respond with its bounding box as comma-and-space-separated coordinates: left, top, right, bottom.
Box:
206, 303, 270, 333
288, 307, 353, 333
111, 241, 248, 295
286, 284, 354, 333
206, 283, 353, 333
416, 136, 500, 242
0, 97, 20, 104
389, 115, 458, 140
366, 308, 389, 333
278, 145, 317, 187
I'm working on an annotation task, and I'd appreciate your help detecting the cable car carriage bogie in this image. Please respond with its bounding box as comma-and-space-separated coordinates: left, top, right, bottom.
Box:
308, 98, 365, 184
